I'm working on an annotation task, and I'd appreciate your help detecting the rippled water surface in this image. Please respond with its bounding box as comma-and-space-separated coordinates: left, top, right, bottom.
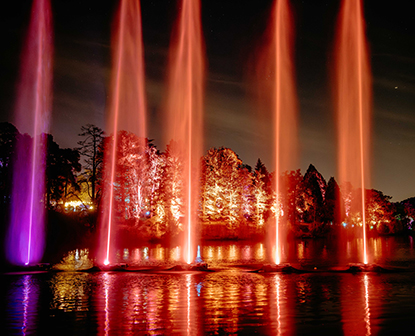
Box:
2, 236, 415, 335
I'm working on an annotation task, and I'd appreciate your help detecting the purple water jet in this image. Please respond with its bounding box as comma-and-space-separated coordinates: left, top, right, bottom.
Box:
6, 0, 53, 266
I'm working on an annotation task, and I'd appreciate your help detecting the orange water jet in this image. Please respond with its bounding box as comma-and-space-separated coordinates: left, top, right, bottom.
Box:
102, 0, 147, 265
257, 0, 298, 265
165, 0, 205, 264
335, 0, 372, 265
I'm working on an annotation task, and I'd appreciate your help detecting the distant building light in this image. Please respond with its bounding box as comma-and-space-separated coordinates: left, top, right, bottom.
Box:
342, 222, 347, 228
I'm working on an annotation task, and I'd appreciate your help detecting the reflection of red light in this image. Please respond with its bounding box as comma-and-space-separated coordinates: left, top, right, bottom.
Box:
364, 275, 371, 335
275, 275, 281, 335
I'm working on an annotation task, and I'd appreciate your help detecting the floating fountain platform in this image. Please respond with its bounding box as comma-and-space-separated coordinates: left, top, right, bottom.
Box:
342, 263, 407, 273
4, 263, 51, 274
252, 263, 304, 273
168, 262, 211, 272
96, 262, 212, 273
248, 263, 411, 274
99, 263, 129, 272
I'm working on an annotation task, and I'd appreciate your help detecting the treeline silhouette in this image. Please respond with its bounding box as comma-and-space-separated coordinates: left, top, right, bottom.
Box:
0, 122, 414, 260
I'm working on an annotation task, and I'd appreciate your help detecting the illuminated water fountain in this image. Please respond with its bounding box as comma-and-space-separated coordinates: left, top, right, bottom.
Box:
6, 0, 53, 266
256, 0, 298, 266
101, 0, 147, 266
335, 0, 371, 265
165, 0, 205, 265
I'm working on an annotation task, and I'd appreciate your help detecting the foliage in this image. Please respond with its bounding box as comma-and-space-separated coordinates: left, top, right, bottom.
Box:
45, 134, 81, 208
0, 122, 412, 240
77, 124, 104, 208
201, 147, 252, 229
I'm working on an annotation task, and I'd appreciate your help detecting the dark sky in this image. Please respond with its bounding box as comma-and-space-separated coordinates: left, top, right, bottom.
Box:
0, 0, 414, 201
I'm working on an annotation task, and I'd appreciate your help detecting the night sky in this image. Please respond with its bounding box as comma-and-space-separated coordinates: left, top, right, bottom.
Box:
0, 0, 414, 201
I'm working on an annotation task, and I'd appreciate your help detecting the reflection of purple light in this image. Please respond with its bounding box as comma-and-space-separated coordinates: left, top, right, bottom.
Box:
6, 275, 38, 335
23, 275, 29, 334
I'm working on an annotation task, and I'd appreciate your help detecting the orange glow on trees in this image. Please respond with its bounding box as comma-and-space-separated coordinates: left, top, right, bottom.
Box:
201, 147, 253, 228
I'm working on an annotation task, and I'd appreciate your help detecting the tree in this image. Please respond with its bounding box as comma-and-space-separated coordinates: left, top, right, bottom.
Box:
365, 189, 396, 234
77, 124, 104, 208
401, 197, 415, 232
280, 169, 305, 225
302, 164, 327, 225
201, 147, 251, 228
115, 131, 162, 221
252, 159, 272, 226
322, 177, 343, 226
0, 122, 19, 207
45, 134, 81, 208
154, 140, 185, 237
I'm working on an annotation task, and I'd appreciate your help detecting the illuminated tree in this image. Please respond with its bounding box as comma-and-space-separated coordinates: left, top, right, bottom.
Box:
365, 189, 396, 234
152, 140, 185, 237
114, 131, 162, 222
201, 147, 250, 228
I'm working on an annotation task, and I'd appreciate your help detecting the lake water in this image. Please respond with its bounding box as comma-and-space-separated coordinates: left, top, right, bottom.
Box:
2, 236, 415, 335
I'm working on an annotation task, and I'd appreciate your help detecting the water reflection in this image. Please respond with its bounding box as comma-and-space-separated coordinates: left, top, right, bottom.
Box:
341, 274, 373, 336
6, 275, 39, 335
3, 237, 415, 335
50, 272, 90, 312
114, 242, 273, 266
364, 274, 371, 336
274, 275, 282, 335
109, 236, 415, 269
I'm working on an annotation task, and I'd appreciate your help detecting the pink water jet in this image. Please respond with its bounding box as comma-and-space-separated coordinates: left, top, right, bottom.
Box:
101, 0, 147, 266
256, 0, 298, 265
335, 0, 372, 264
165, 0, 205, 264
6, 0, 53, 266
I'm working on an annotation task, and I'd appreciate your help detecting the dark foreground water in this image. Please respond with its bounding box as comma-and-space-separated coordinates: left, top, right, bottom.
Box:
2, 236, 415, 335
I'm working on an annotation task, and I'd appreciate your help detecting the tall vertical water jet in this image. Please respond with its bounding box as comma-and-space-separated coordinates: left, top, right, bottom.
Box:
166, 0, 205, 264
101, 0, 147, 265
6, 0, 53, 266
257, 0, 297, 265
335, 0, 372, 264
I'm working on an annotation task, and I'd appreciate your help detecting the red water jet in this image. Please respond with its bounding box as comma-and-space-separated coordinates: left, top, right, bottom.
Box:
257, 0, 298, 265
101, 0, 147, 265
165, 0, 205, 264
335, 0, 372, 265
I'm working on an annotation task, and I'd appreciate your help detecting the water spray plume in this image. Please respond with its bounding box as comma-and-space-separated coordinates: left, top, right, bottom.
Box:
7, 0, 53, 266
257, 0, 297, 265
166, 0, 205, 264
101, 0, 147, 266
335, 0, 371, 265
